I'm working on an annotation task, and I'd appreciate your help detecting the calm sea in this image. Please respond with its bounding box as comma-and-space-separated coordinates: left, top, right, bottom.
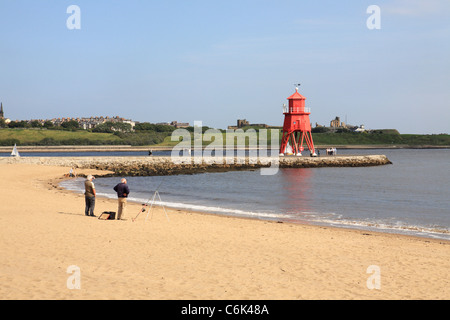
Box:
58, 149, 450, 240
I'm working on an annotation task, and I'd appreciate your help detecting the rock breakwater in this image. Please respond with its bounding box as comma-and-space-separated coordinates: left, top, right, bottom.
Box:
0, 155, 392, 176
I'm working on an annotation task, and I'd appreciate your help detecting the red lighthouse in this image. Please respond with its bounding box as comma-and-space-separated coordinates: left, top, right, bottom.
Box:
279, 86, 316, 156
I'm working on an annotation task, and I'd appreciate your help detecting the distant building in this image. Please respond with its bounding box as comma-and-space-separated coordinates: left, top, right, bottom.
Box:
170, 121, 190, 128
318, 116, 367, 132
330, 116, 345, 128
155, 121, 190, 128
353, 125, 366, 132
228, 119, 269, 130
22, 115, 136, 130
237, 119, 249, 128
0, 102, 11, 124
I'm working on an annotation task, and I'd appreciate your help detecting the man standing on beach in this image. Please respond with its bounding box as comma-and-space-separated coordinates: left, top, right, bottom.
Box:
84, 175, 96, 217
113, 178, 130, 220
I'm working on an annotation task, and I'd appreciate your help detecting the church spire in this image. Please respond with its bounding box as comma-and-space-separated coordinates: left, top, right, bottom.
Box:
0, 102, 3, 119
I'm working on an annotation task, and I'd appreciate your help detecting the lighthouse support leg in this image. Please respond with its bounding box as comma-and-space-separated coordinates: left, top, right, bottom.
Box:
299, 132, 306, 153
280, 131, 290, 154
291, 133, 298, 155
304, 131, 315, 155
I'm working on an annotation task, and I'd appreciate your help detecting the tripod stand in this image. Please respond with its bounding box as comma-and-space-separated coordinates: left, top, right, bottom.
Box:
132, 181, 169, 222
144, 189, 169, 222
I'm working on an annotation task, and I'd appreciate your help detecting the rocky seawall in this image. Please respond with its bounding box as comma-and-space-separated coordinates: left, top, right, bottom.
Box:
0, 155, 392, 176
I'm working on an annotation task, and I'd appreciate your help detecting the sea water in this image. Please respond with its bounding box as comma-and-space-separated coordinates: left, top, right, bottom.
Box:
60, 149, 450, 240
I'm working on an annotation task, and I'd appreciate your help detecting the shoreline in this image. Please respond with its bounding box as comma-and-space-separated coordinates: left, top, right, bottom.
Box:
47, 166, 450, 248
2, 163, 449, 299
59, 175, 450, 242
56, 173, 449, 244
46, 160, 450, 243
5, 154, 449, 241
0, 144, 449, 153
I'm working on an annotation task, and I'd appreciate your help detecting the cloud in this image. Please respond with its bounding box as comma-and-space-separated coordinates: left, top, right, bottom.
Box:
383, 0, 450, 16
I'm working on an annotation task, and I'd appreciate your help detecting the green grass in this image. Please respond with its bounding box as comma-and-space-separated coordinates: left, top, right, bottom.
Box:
312, 132, 450, 146
160, 132, 450, 146
158, 129, 279, 147
1, 128, 449, 147
0, 128, 122, 146
164, 130, 450, 147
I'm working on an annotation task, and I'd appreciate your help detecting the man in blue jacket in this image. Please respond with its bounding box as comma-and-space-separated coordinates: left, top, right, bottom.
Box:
113, 178, 130, 220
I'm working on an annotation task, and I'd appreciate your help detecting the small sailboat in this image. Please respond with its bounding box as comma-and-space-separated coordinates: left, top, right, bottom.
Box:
285, 143, 293, 155
11, 144, 20, 157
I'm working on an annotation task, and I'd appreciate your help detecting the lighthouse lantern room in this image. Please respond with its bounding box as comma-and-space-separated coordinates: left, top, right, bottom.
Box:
279, 86, 317, 157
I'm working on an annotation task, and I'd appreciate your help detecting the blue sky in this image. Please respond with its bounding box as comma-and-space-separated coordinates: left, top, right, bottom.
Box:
0, 0, 449, 134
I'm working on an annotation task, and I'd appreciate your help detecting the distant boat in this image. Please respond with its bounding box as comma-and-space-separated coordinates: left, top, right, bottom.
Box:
11, 144, 20, 157
285, 143, 293, 155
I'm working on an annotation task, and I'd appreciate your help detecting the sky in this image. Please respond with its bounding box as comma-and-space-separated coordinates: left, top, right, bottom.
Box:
0, 0, 449, 134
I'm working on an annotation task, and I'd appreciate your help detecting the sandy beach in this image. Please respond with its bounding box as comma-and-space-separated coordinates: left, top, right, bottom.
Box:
0, 162, 449, 300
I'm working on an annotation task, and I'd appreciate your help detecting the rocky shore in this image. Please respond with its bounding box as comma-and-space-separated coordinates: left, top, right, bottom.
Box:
0, 155, 392, 176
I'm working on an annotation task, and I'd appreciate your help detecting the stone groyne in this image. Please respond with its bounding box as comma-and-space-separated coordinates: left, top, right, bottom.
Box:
0, 155, 392, 176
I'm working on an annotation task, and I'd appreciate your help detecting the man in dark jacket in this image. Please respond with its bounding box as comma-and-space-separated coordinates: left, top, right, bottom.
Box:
113, 178, 130, 220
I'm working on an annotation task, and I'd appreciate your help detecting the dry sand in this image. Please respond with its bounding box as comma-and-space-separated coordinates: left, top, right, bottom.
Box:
0, 163, 449, 300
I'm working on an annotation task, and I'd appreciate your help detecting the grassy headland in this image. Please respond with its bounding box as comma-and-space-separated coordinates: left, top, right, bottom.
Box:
0, 127, 449, 148
311, 132, 450, 147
